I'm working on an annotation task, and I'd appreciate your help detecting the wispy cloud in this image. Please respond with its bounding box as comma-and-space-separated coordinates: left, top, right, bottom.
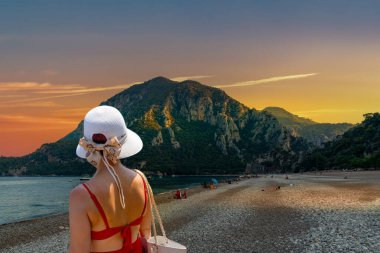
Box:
0, 94, 27, 98
212, 73, 318, 88
53, 107, 90, 118
0, 114, 77, 125
0, 80, 140, 104
0, 101, 63, 108
1, 92, 90, 104
294, 108, 360, 114
1, 73, 315, 106
0, 81, 137, 104
170, 75, 213, 82
0, 108, 90, 132
0, 82, 85, 91
3, 76, 212, 102
33, 83, 139, 94
34, 75, 213, 94
1, 126, 73, 132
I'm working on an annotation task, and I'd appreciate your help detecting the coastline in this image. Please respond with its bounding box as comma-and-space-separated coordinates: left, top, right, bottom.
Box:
1, 171, 379, 252
0, 174, 240, 225
0, 174, 242, 177
0, 183, 211, 250
0, 184, 204, 226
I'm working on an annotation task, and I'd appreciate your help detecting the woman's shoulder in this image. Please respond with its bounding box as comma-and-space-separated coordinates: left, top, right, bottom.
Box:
70, 183, 87, 196
122, 166, 145, 180
69, 184, 90, 208
123, 168, 146, 191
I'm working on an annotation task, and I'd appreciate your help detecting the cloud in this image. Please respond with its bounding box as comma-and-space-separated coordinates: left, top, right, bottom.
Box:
0, 81, 138, 104
0, 94, 27, 98
33, 83, 139, 94
0, 82, 50, 90
0, 82, 85, 91
0, 108, 91, 132
53, 107, 90, 119
170, 75, 213, 82
34, 75, 213, 94
1, 92, 90, 104
0, 101, 63, 108
294, 109, 360, 114
212, 73, 318, 88
1, 126, 72, 132
0, 73, 315, 105
0, 114, 77, 125
3, 76, 211, 98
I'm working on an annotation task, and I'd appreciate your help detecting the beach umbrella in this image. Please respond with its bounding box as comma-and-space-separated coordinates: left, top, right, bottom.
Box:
211, 178, 218, 185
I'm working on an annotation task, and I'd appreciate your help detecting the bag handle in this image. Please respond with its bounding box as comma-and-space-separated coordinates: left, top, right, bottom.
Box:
135, 169, 168, 244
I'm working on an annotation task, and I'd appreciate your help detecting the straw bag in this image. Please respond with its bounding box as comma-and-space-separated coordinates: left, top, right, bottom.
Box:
135, 169, 187, 253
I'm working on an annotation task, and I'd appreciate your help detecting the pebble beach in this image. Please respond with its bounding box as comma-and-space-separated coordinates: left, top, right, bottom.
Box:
0, 171, 379, 253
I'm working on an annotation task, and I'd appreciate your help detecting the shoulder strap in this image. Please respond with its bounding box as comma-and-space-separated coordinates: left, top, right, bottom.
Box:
134, 169, 167, 243
82, 183, 110, 228
136, 170, 148, 217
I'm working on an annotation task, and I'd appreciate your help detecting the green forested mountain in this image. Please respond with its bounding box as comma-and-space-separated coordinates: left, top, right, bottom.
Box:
0, 77, 311, 176
299, 113, 380, 171
263, 107, 354, 146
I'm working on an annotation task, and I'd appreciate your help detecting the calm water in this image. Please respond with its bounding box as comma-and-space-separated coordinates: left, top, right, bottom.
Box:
0, 175, 236, 225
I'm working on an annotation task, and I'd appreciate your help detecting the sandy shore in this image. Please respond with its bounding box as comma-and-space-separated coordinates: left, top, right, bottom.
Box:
1, 171, 379, 253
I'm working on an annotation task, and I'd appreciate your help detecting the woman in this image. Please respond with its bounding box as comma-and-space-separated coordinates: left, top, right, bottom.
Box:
69, 105, 152, 253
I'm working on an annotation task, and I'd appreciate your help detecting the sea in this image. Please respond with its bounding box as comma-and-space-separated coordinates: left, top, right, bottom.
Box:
0, 175, 237, 225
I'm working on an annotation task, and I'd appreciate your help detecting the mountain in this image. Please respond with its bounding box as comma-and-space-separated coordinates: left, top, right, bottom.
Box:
0, 77, 311, 176
263, 107, 354, 146
299, 113, 380, 171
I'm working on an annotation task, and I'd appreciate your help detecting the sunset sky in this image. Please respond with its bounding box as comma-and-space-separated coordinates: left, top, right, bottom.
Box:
1, 1, 379, 156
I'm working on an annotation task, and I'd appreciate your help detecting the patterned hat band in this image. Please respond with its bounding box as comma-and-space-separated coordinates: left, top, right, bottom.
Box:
78, 133, 128, 209
78, 132, 127, 167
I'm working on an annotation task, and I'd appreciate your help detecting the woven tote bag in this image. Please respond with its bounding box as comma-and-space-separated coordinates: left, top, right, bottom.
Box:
135, 170, 187, 253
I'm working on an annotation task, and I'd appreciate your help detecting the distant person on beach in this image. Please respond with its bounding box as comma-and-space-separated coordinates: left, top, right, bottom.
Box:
175, 189, 181, 199
68, 106, 152, 253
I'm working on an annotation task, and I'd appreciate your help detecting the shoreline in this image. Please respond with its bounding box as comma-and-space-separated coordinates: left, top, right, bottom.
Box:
0, 174, 243, 177
1, 168, 379, 178
0, 183, 210, 227
0, 174, 241, 226
1, 170, 377, 226
1, 171, 379, 252
0, 179, 242, 251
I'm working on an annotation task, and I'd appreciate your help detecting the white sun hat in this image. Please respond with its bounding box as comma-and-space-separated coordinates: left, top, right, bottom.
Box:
76, 105, 143, 209
76, 105, 143, 159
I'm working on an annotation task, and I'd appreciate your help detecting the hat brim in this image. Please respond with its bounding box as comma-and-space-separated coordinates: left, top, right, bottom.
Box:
76, 128, 143, 159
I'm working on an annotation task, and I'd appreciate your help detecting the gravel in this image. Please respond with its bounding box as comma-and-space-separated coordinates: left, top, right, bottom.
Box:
294, 209, 380, 253
1, 171, 379, 253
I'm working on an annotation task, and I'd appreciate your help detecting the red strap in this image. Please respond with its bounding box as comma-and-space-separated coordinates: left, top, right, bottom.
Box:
139, 173, 148, 217
82, 176, 147, 243
82, 183, 110, 228
91, 226, 122, 240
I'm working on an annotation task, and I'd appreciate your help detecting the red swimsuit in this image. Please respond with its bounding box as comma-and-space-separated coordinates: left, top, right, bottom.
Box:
82, 174, 148, 253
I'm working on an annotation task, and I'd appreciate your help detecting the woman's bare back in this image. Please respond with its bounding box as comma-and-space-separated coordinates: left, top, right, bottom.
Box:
70, 165, 151, 252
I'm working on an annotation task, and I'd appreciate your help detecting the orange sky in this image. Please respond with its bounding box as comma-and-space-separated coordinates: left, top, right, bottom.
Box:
1, 72, 378, 157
